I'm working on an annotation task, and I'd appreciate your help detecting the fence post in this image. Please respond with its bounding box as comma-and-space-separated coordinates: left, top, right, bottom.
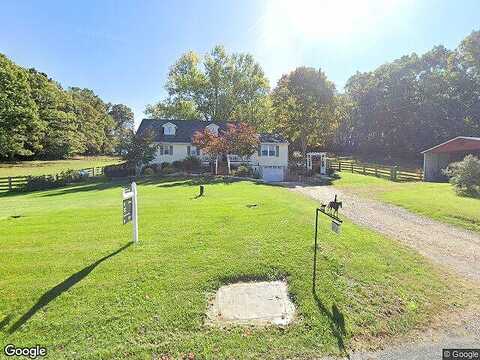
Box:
390, 166, 398, 181
375, 166, 378, 177
8, 177, 12, 191
351, 163, 354, 173
338, 161, 342, 172
92, 167, 95, 177
363, 166, 366, 175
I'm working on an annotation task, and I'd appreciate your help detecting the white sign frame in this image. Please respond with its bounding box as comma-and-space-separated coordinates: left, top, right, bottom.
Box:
123, 182, 138, 243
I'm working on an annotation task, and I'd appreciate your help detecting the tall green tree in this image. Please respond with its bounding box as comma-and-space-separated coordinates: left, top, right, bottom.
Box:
271, 67, 336, 158
69, 87, 116, 155
146, 45, 271, 126
108, 103, 135, 154
27, 69, 83, 158
0, 54, 43, 160
338, 31, 480, 160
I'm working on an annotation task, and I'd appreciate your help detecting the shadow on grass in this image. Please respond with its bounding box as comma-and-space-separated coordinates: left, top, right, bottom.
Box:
312, 289, 348, 356
7, 242, 133, 334
150, 176, 242, 188
1, 175, 263, 199
39, 181, 125, 197
0, 178, 125, 199
254, 174, 339, 189
0, 315, 12, 331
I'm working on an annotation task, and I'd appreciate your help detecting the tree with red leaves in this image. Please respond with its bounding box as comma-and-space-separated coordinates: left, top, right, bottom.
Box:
193, 123, 259, 173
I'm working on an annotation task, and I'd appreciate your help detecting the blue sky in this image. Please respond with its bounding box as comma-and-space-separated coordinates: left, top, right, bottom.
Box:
1, 0, 479, 128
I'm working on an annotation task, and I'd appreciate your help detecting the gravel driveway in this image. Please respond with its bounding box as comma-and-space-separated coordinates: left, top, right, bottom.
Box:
291, 185, 480, 282
290, 184, 480, 360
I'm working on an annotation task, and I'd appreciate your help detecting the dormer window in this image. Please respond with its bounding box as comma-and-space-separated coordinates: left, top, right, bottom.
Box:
205, 123, 219, 135
162, 122, 177, 136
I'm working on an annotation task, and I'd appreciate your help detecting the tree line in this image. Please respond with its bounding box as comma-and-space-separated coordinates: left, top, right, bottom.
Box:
2, 30, 479, 162
0, 53, 134, 160
147, 31, 480, 161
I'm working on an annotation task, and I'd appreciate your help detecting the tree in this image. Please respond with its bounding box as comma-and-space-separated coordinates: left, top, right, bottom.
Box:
443, 155, 480, 196
337, 32, 480, 161
0, 54, 43, 160
271, 67, 336, 159
108, 103, 135, 154
224, 123, 260, 158
69, 87, 116, 155
193, 122, 259, 173
146, 45, 271, 126
122, 129, 158, 170
145, 99, 200, 120
109, 103, 134, 130
27, 68, 83, 158
0, 53, 127, 160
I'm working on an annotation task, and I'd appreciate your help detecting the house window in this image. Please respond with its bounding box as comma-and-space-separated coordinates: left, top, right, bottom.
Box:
187, 145, 200, 156
163, 126, 175, 135
260, 144, 279, 157
160, 145, 174, 155
162, 122, 177, 136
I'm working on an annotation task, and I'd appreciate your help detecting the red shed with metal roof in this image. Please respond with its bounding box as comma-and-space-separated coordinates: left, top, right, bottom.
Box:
421, 136, 480, 181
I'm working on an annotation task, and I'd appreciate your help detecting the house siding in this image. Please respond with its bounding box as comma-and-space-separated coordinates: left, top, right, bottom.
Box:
152, 143, 192, 164
151, 142, 289, 168
252, 143, 289, 167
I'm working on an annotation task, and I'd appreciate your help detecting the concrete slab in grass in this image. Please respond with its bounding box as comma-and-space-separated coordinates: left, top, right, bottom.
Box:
206, 281, 296, 326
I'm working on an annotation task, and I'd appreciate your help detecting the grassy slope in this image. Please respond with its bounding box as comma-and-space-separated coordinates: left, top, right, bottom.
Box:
0, 178, 475, 359
332, 172, 480, 233
0, 156, 121, 177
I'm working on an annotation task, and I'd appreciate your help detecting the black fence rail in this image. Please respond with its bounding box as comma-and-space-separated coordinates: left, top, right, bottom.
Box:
0, 166, 106, 192
328, 159, 423, 182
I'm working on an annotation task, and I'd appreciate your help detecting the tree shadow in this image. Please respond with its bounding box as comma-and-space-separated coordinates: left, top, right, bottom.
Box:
0, 315, 13, 331
153, 176, 241, 188
40, 180, 127, 197
312, 289, 348, 356
7, 242, 133, 334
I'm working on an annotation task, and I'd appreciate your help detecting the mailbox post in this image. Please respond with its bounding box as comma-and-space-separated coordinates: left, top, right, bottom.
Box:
123, 182, 138, 243
313, 198, 343, 290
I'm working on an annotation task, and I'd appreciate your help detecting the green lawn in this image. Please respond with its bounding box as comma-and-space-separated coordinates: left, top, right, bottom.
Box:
0, 156, 121, 177
0, 178, 475, 359
332, 172, 480, 233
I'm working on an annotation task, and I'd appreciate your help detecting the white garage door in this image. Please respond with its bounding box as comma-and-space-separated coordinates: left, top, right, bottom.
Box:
262, 166, 284, 182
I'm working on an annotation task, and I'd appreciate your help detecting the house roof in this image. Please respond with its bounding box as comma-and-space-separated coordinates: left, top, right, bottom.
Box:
421, 136, 480, 154
137, 119, 288, 144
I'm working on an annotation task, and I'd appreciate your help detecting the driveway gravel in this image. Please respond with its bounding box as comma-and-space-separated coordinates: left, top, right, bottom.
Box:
289, 184, 480, 360
291, 185, 480, 282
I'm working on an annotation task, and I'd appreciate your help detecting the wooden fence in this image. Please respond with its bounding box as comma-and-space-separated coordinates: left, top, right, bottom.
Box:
0, 166, 106, 192
328, 159, 423, 182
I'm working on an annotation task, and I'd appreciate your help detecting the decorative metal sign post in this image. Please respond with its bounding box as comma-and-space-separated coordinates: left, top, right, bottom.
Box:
313, 195, 343, 290
123, 182, 138, 243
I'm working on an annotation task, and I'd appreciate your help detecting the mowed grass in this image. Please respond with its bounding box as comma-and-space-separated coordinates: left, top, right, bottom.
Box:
0, 178, 475, 359
332, 172, 480, 233
0, 156, 121, 177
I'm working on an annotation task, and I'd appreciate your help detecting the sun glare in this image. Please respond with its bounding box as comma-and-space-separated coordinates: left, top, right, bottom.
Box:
262, 0, 403, 42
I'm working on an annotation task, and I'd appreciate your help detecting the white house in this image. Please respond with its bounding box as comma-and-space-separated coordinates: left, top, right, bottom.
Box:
136, 119, 289, 182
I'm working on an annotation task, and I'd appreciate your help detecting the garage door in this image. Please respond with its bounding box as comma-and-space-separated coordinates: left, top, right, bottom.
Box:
262, 166, 284, 182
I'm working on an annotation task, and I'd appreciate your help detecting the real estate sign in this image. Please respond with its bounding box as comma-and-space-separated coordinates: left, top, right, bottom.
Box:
123, 198, 133, 224
122, 182, 138, 243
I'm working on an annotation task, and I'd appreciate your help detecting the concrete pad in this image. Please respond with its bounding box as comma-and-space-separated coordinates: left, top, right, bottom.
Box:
206, 281, 295, 326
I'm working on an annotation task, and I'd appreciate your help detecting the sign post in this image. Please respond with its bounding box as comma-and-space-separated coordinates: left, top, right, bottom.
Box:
123, 182, 138, 243
313, 196, 343, 290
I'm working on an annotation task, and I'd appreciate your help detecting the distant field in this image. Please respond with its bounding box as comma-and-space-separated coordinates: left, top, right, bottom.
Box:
332, 172, 480, 233
0, 156, 121, 177
1, 178, 474, 358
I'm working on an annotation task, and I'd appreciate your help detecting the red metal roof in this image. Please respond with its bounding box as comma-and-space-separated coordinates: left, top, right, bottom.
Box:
421, 136, 480, 154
